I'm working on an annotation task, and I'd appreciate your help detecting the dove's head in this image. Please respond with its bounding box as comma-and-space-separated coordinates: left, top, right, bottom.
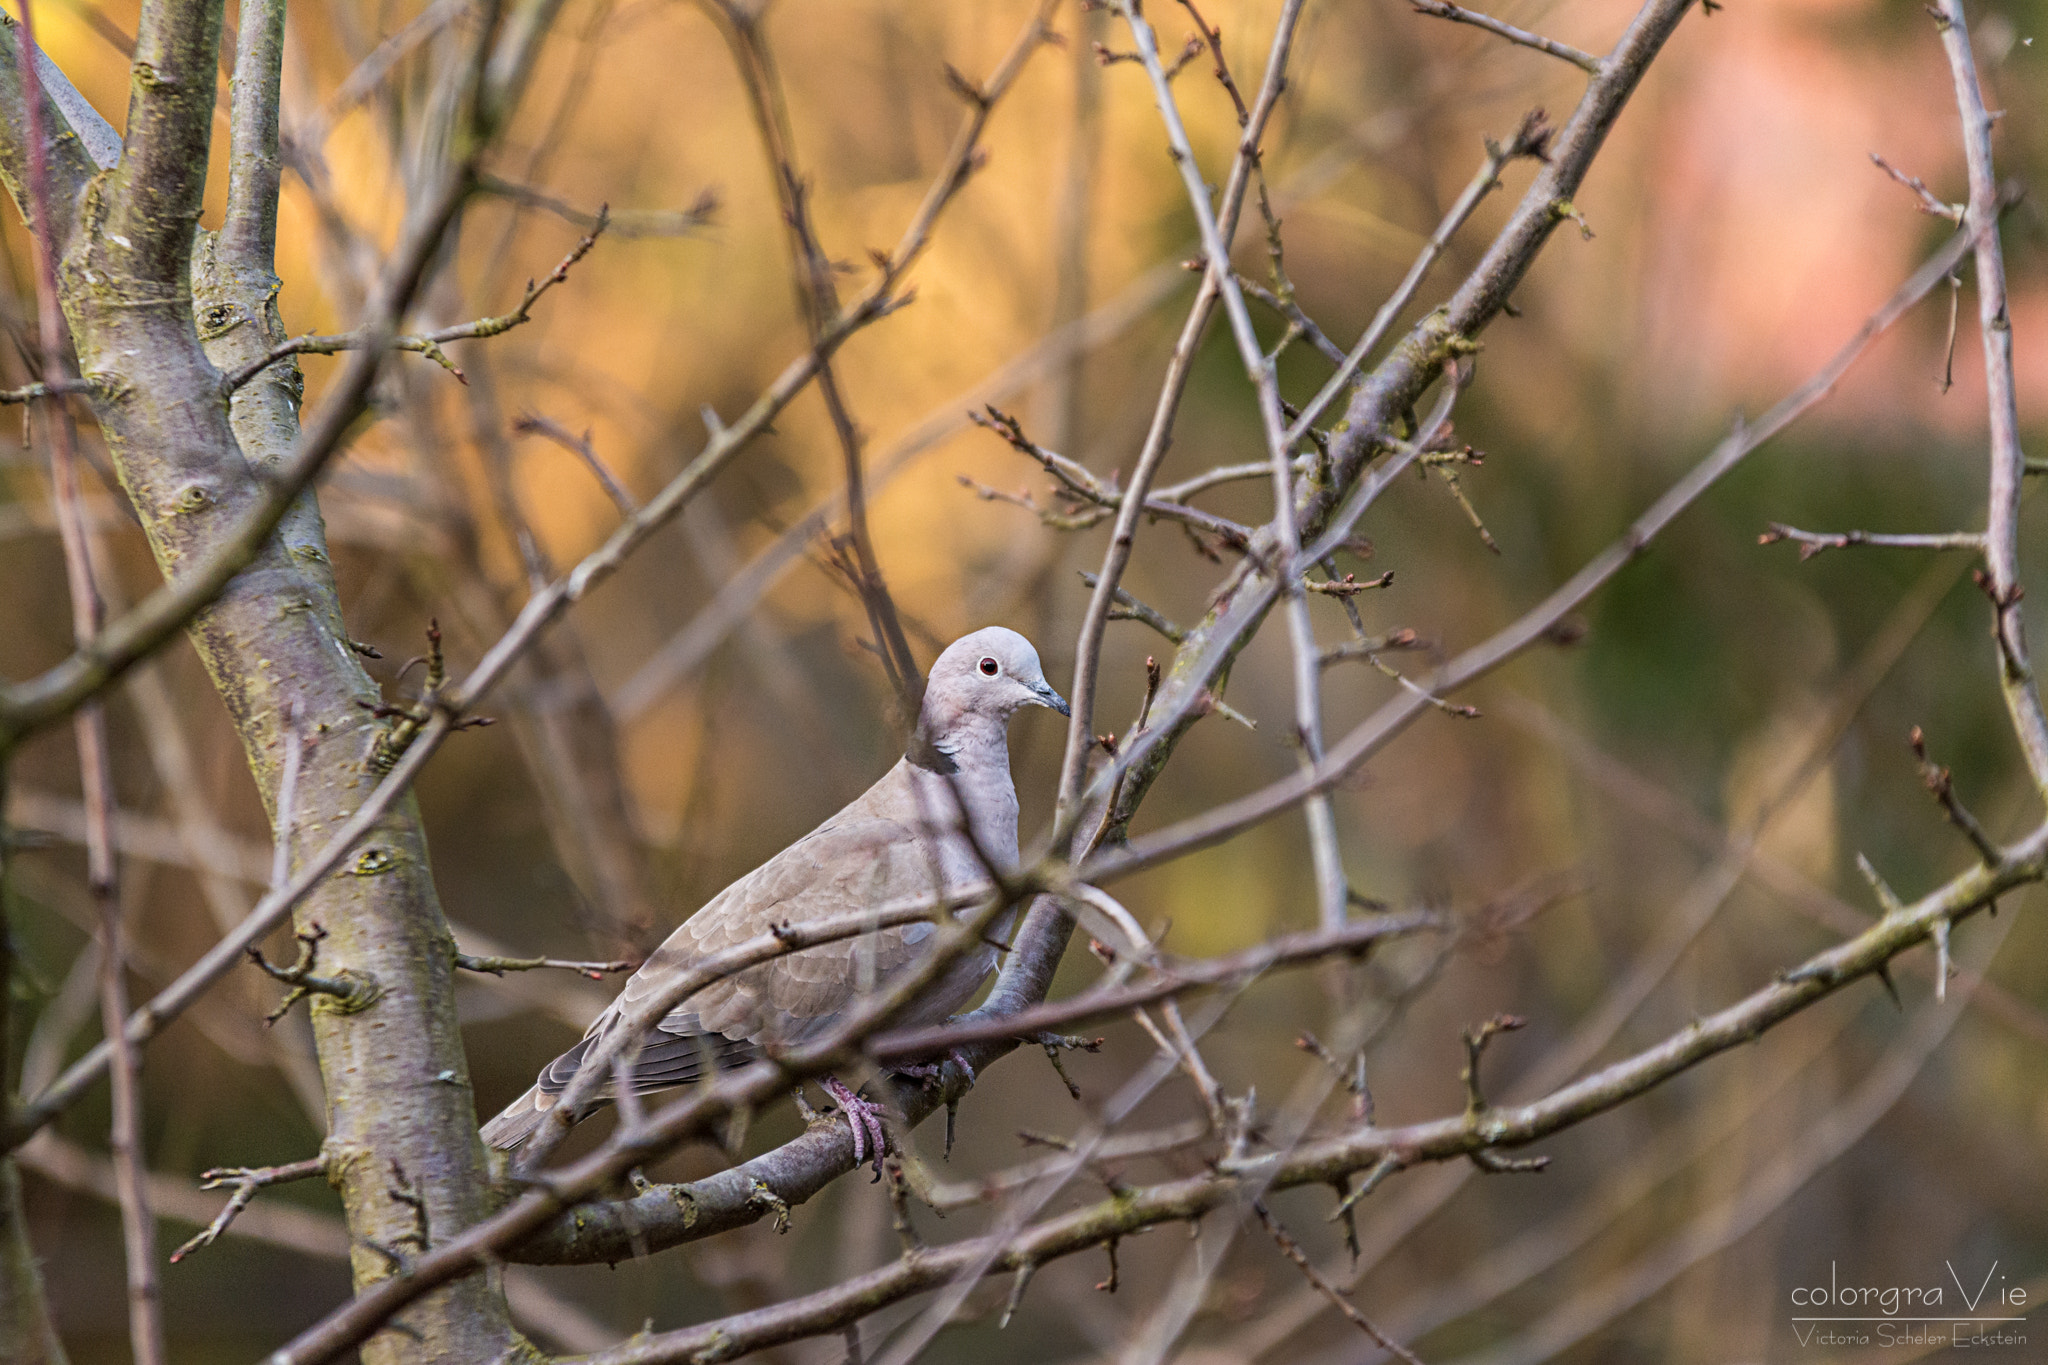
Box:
921, 628, 1070, 738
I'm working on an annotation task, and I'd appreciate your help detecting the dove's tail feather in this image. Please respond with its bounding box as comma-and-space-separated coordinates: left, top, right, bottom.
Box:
479, 1085, 554, 1150
480, 1029, 761, 1150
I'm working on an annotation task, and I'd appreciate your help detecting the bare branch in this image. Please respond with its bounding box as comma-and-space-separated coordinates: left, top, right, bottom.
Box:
1869, 150, 1963, 222
1077, 572, 1185, 644
1409, 0, 1604, 73
98, 0, 224, 287
219, 0, 286, 264
454, 950, 635, 979
223, 211, 611, 390
1049, 0, 1306, 849
1091, 215, 1983, 884
0, 705, 451, 1148
1759, 523, 1984, 560
321, 0, 469, 125
541, 827, 2032, 1363
246, 924, 381, 1024
1282, 107, 1552, 454
1910, 725, 2002, 866
511, 413, 639, 513
1931, 0, 2048, 799
13, 3, 163, 1353
0, 18, 511, 746
477, 172, 720, 237
1117, 0, 1354, 936
1239, 274, 1350, 368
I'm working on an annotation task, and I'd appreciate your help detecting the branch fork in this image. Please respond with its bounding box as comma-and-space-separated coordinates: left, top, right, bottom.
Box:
247, 925, 381, 1024
1460, 1014, 1549, 1174
169, 1155, 328, 1263
361, 619, 493, 774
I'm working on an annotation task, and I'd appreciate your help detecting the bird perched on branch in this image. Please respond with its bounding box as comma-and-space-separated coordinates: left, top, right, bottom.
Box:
479, 627, 1069, 1160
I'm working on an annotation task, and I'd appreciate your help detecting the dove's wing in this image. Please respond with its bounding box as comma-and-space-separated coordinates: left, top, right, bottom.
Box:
519, 762, 994, 1108
625, 806, 967, 1045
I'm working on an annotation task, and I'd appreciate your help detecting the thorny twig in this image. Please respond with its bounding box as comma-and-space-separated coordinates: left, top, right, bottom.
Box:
1910, 726, 2001, 867
1252, 1201, 1426, 1365
1462, 1015, 1550, 1174
1931, 0, 2048, 801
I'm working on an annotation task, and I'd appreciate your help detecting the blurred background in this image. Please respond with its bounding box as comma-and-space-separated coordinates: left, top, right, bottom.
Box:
1, 0, 2045, 1359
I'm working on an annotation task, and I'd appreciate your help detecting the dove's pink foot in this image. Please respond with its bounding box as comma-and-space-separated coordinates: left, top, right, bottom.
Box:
821, 1075, 888, 1172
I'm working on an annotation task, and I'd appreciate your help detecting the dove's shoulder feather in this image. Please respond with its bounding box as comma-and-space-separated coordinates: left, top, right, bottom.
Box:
612, 760, 956, 1041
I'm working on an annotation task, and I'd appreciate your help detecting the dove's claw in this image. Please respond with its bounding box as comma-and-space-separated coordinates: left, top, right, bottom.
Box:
821, 1075, 888, 1174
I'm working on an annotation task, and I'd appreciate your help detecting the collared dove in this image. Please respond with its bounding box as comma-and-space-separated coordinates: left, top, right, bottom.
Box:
480, 627, 1069, 1157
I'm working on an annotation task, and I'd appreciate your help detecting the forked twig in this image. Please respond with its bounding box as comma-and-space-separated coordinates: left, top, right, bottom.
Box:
170, 1156, 328, 1263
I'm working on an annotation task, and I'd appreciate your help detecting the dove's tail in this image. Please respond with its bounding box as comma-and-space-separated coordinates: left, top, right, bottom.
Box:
481, 1028, 760, 1149
479, 1085, 558, 1150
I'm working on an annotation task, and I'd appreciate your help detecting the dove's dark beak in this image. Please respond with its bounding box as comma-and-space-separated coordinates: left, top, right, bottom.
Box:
1032, 680, 1071, 717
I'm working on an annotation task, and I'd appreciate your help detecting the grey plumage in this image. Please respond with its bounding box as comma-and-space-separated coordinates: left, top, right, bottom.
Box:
480, 627, 1067, 1151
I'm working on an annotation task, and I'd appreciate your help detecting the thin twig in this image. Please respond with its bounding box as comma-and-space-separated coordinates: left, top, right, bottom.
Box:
1251, 1201, 1426, 1364
13, 3, 164, 1357
512, 413, 640, 514
454, 951, 635, 980
222, 211, 611, 390
1931, 0, 2048, 800
1239, 274, 1349, 367
1869, 151, 1963, 221
1758, 524, 1984, 560
563, 828, 2039, 1365
701, 0, 1057, 733
1909, 726, 2002, 866
1117, 0, 1353, 937
1, 7, 1074, 1141
1047, 0, 1307, 852
169, 1156, 327, 1262
1282, 108, 1552, 452
477, 172, 720, 238
0, 31, 511, 750
1411, 0, 1602, 71
1077, 572, 1185, 643
0, 376, 96, 405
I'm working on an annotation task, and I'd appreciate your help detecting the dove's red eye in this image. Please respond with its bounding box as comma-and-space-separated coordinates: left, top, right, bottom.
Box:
979, 657, 1000, 676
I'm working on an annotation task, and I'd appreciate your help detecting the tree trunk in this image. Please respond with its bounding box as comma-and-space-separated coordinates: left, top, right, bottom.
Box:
0, 2, 531, 1355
